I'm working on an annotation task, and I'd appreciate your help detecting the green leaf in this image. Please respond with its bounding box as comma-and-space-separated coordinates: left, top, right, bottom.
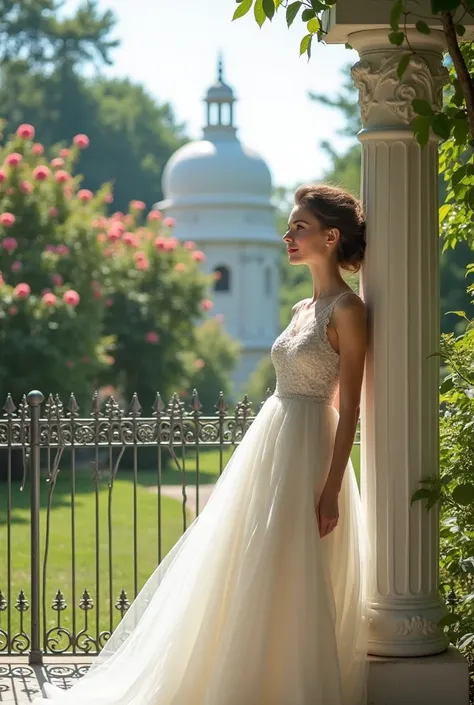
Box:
262, 0, 275, 19
438, 612, 460, 628
307, 17, 320, 33
412, 115, 431, 147
300, 33, 312, 56
397, 54, 411, 80
344, 42, 353, 50
455, 23, 466, 36
416, 20, 431, 34
460, 557, 474, 574
410, 488, 432, 506
432, 112, 451, 140
390, 0, 403, 30
233, 0, 253, 20
389, 30, 405, 46
412, 99, 434, 117
302, 8, 316, 20
452, 483, 474, 505
286, 1, 302, 26
452, 165, 467, 187
440, 376, 454, 393
439, 203, 451, 223
274, 0, 283, 7
254, 0, 266, 26
431, 0, 461, 12
311, 0, 328, 9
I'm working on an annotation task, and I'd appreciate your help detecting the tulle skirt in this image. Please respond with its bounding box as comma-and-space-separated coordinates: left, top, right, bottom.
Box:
34, 394, 371, 705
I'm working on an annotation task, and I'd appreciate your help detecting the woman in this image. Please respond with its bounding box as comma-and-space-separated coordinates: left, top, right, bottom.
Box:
34, 184, 371, 705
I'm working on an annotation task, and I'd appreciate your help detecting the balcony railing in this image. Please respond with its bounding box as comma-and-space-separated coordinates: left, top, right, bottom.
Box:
0, 389, 360, 665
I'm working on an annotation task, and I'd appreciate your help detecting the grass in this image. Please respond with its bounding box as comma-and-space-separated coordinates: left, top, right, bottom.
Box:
0, 444, 360, 651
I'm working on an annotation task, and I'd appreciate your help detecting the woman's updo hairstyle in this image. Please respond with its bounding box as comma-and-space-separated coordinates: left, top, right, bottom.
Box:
294, 184, 366, 273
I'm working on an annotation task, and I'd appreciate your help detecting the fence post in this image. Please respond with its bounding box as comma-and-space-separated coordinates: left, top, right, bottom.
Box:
28, 390, 44, 665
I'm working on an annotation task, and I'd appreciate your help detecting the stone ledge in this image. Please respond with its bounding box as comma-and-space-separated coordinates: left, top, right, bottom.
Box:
368, 646, 470, 705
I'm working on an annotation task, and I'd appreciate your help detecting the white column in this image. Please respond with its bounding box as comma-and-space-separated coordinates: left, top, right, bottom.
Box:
350, 28, 449, 658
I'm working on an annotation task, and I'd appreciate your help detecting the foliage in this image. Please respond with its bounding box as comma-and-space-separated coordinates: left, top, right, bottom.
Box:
0, 2, 186, 213
180, 318, 241, 414
245, 355, 276, 406
410, 316, 474, 667
0, 122, 237, 411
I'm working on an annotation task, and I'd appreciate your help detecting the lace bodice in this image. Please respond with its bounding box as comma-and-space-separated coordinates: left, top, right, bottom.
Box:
271, 292, 354, 403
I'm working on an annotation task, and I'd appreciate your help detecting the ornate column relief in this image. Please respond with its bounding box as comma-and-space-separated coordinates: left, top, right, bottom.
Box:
350, 28, 449, 657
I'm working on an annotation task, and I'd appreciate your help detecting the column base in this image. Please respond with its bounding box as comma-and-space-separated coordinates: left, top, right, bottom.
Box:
367, 646, 469, 705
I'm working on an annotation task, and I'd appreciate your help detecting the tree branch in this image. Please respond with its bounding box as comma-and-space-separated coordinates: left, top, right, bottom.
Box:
441, 10, 474, 143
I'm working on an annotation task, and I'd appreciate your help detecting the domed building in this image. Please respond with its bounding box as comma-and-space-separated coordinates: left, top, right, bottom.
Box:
157, 58, 281, 394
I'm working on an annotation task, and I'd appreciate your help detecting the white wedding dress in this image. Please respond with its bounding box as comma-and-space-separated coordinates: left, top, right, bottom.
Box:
34, 291, 371, 705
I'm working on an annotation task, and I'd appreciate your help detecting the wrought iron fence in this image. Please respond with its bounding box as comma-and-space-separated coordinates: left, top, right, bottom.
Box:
0, 389, 360, 665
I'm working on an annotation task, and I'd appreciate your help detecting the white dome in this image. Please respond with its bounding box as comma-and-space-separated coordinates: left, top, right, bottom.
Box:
161, 137, 273, 208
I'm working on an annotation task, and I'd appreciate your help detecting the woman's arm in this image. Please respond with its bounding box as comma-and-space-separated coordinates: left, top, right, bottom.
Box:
317, 296, 367, 538
325, 295, 367, 494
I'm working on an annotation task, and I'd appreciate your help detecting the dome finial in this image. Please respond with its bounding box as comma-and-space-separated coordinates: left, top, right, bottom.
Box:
217, 52, 224, 83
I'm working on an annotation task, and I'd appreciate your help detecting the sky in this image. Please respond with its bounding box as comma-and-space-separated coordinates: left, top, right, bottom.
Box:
64, 0, 359, 189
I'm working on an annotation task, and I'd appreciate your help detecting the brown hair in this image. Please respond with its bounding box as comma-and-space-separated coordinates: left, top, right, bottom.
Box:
294, 184, 366, 272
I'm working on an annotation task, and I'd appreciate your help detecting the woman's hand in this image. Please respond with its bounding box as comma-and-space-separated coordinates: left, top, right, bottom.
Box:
316, 486, 339, 538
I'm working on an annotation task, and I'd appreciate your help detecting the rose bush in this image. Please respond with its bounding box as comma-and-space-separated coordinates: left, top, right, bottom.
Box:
0, 121, 236, 415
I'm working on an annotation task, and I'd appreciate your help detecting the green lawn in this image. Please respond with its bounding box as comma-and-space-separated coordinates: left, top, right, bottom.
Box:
0, 444, 360, 652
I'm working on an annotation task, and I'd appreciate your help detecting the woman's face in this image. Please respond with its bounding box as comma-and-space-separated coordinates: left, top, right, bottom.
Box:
283, 204, 336, 266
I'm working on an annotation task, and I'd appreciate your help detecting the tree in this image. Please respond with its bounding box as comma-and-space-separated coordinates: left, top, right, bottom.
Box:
0, 1, 185, 213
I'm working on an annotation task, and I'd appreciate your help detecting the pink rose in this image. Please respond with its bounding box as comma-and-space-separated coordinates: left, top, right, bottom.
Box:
33, 165, 50, 181
130, 200, 146, 210
42, 292, 57, 306
134, 252, 149, 270
163, 216, 176, 228
200, 299, 214, 311
184, 240, 196, 250
51, 158, 64, 169
73, 134, 90, 149
55, 170, 70, 183
3, 237, 18, 253
14, 282, 30, 299
111, 211, 124, 221
78, 188, 93, 202
20, 180, 33, 194
104, 192, 114, 204
49, 207, 59, 217
32, 143, 44, 156
164, 238, 178, 251
0, 169, 6, 183
145, 331, 160, 344
0, 212, 15, 227
11, 260, 22, 272
107, 228, 121, 242
63, 289, 80, 307
123, 232, 138, 247
192, 250, 206, 263
154, 237, 166, 250
8, 305, 18, 316
59, 148, 70, 158
174, 262, 186, 272
194, 359, 205, 369
147, 209, 162, 221
52, 274, 63, 287
56, 244, 69, 256
16, 124, 35, 140
6, 153, 23, 167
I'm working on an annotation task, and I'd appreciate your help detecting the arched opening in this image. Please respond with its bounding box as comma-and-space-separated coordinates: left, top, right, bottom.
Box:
213, 265, 231, 292
264, 267, 272, 296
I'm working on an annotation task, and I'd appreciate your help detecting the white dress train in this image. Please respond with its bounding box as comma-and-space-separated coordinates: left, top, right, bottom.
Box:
34, 292, 371, 705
